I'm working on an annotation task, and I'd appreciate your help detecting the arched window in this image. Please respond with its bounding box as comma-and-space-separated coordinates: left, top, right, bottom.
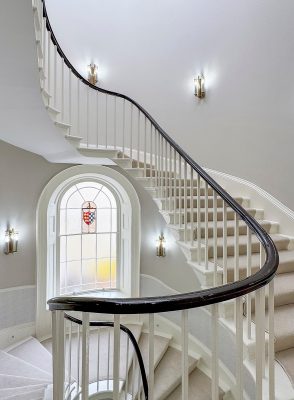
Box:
59, 181, 118, 295
36, 165, 140, 338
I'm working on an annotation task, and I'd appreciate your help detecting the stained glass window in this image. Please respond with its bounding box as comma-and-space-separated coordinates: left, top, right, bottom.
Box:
59, 181, 118, 295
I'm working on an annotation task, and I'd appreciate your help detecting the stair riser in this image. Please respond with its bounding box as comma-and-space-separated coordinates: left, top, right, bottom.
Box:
159, 197, 248, 210
170, 223, 275, 241
158, 187, 215, 197
137, 178, 200, 188
127, 169, 175, 178
166, 209, 264, 224
112, 158, 133, 168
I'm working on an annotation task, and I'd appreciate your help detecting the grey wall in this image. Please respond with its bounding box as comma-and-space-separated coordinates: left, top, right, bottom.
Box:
46, 0, 294, 210
0, 140, 70, 289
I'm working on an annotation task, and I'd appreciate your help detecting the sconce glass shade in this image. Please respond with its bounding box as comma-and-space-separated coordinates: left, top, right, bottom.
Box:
156, 234, 166, 257
87, 63, 98, 85
5, 228, 18, 254
194, 74, 205, 98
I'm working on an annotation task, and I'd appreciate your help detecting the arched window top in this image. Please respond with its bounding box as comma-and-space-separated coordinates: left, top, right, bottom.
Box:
60, 181, 117, 210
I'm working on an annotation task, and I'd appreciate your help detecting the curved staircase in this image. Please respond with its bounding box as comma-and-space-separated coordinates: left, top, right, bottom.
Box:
2, 0, 294, 399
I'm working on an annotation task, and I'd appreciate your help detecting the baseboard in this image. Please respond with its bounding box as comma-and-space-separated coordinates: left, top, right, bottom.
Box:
0, 322, 36, 350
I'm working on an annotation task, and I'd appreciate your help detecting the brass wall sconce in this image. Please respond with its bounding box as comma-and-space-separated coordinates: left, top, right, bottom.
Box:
194, 74, 205, 98
156, 234, 166, 257
5, 228, 19, 254
87, 63, 98, 85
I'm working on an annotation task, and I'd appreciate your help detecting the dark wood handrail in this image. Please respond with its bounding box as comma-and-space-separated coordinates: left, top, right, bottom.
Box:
43, 0, 279, 314
64, 313, 148, 400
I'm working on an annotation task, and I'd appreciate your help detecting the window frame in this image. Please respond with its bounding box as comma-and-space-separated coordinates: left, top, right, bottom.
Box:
56, 178, 122, 296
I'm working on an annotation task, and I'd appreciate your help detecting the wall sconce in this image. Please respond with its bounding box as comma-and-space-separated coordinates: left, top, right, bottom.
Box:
5, 228, 19, 255
194, 74, 205, 98
87, 63, 98, 85
156, 234, 166, 257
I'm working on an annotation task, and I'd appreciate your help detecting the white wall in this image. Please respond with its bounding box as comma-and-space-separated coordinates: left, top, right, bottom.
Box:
46, 0, 294, 211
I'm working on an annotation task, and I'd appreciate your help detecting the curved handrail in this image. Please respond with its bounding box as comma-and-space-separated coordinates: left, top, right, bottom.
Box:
64, 313, 148, 400
43, 0, 279, 314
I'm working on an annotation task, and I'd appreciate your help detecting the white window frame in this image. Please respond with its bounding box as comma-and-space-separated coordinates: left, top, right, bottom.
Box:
57, 179, 120, 295
36, 165, 141, 340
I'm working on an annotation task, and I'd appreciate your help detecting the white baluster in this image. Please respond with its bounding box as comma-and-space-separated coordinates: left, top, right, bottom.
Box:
211, 304, 219, 400
122, 99, 125, 156
190, 167, 194, 246
52, 310, 65, 400
61, 59, 64, 122
68, 69, 72, 135
77, 79, 80, 139
150, 124, 154, 187
164, 140, 168, 209
68, 321, 72, 390
234, 214, 239, 282
125, 336, 130, 400
179, 157, 182, 228
96, 327, 100, 392
260, 245, 266, 378
86, 88, 89, 147
204, 182, 209, 270
246, 228, 252, 339
268, 280, 275, 400
137, 110, 140, 167
197, 173, 201, 263
181, 310, 188, 400
77, 324, 81, 394
173, 149, 177, 220
213, 191, 218, 286
255, 288, 263, 400
81, 313, 90, 399
113, 315, 121, 400
107, 328, 111, 390
169, 145, 172, 212
47, 31, 51, 99
184, 162, 188, 243
149, 314, 154, 400
113, 96, 116, 150
236, 297, 243, 399
222, 201, 228, 283
130, 105, 133, 160
105, 94, 108, 148
144, 117, 147, 174
53, 46, 57, 108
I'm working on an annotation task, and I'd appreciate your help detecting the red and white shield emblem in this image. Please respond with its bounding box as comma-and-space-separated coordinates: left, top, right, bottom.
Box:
83, 210, 95, 225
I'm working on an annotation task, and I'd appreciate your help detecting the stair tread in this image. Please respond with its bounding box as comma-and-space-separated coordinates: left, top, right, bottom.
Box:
0, 350, 52, 382
8, 337, 52, 376
154, 347, 198, 400
0, 383, 47, 396
273, 272, 294, 307
0, 374, 50, 389
2, 387, 46, 399
138, 332, 171, 372
266, 304, 294, 352
127, 332, 171, 395
165, 367, 224, 400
